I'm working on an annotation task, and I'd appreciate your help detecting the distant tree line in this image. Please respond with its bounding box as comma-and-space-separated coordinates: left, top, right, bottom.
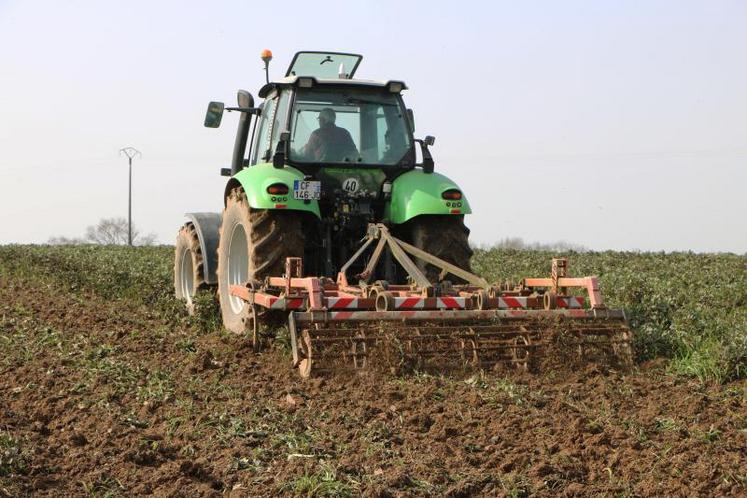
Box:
48, 222, 580, 250
478, 237, 587, 252
48, 217, 157, 246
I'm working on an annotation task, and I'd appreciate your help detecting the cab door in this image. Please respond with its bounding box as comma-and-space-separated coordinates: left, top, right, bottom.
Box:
250, 90, 292, 165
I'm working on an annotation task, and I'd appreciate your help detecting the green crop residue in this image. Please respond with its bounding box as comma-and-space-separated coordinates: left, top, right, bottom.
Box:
471, 249, 747, 382
1, 245, 745, 382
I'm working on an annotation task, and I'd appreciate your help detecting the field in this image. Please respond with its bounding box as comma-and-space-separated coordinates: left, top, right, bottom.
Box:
0, 245, 745, 497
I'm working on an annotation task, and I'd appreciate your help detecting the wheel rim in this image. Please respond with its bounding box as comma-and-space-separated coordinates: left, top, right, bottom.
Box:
228, 223, 249, 314
179, 247, 194, 305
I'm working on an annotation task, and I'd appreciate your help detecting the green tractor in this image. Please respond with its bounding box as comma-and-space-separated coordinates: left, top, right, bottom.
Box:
175, 51, 473, 333
176, 51, 632, 377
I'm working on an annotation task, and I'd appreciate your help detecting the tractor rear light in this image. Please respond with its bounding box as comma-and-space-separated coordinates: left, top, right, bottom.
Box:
267, 183, 289, 195
442, 189, 462, 200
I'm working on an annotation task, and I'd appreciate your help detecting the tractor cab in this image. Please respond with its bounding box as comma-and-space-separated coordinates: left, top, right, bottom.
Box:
251, 52, 416, 174
205, 51, 434, 181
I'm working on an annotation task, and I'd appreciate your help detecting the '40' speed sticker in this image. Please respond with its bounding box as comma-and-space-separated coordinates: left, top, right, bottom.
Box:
342, 178, 359, 193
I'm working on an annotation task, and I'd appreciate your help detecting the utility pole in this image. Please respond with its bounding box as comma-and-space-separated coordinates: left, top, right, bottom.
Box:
119, 147, 141, 246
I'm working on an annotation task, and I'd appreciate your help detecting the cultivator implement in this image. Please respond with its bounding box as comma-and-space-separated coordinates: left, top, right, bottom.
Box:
230, 224, 632, 377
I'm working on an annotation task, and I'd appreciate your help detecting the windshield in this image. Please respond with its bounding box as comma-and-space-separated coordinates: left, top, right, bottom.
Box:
289, 87, 412, 166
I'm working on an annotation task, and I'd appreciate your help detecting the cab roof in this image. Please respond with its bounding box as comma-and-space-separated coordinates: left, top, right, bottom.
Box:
258, 51, 407, 98
259, 76, 407, 98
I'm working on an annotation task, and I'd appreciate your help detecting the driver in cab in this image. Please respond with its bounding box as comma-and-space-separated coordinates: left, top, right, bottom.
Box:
301, 108, 358, 162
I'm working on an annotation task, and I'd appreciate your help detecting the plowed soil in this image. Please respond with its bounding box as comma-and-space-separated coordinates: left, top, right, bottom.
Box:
1, 274, 745, 497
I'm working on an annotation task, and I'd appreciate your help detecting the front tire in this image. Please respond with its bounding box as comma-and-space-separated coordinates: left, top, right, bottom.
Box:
216, 188, 305, 334
174, 222, 205, 315
406, 215, 473, 283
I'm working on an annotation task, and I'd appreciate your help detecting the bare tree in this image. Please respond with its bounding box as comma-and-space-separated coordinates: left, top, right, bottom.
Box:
47, 236, 86, 245
85, 217, 157, 245
48, 218, 158, 245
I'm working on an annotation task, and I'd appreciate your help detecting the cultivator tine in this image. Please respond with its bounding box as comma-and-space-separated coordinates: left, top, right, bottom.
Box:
549, 319, 634, 368
292, 316, 632, 377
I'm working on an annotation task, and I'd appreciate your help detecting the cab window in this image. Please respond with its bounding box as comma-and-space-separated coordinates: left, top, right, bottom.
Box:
289, 87, 412, 166
251, 98, 276, 164
269, 91, 291, 159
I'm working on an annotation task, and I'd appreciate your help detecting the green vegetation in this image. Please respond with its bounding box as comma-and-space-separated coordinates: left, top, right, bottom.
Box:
281, 463, 355, 497
0, 245, 214, 329
472, 248, 746, 382
0, 431, 28, 477
0, 245, 174, 310
0, 244, 745, 382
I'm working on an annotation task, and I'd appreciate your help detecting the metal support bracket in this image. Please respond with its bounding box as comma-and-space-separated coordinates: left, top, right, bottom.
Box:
336, 223, 490, 292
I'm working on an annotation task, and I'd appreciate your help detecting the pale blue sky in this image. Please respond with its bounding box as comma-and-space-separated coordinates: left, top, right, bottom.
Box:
1, 0, 745, 252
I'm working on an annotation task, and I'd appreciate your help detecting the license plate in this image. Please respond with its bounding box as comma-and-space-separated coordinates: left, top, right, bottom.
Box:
293, 180, 321, 200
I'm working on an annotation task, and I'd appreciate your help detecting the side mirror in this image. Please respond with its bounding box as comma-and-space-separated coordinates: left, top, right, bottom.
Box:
204, 101, 224, 128
272, 131, 290, 169
407, 109, 415, 132
424, 135, 435, 146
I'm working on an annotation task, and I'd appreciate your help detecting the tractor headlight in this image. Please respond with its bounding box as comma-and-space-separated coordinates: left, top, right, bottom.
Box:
386, 81, 406, 93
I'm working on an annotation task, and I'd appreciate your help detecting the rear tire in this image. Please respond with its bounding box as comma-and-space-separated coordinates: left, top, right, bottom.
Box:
217, 188, 305, 334
174, 222, 205, 315
406, 215, 473, 283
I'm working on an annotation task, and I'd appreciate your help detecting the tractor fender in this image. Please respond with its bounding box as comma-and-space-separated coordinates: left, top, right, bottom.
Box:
185, 212, 222, 285
225, 163, 321, 218
385, 169, 472, 225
